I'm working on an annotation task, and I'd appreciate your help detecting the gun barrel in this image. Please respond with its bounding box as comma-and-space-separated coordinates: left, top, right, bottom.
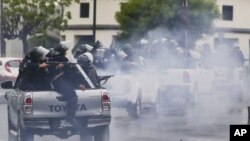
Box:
46, 62, 78, 65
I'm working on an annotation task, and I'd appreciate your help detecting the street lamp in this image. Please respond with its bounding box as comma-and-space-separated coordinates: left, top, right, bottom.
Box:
0, 0, 3, 57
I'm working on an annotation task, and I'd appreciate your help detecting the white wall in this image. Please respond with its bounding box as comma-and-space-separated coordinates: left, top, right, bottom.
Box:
213, 0, 250, 59
5, 39, 23, 57
95, 30, 120, 47
62, 0, 125, 50
66, 0, 126, 25
61, 29, 120, 49
215, 33, 250, 59
215, 0, 250, 29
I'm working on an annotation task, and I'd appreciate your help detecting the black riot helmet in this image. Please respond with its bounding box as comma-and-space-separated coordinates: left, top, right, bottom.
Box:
93, 40, 104, 51
29, 46, 49, 62
77, 52, 94, 67
74, 44, 94, 58
54, 41, 71, 55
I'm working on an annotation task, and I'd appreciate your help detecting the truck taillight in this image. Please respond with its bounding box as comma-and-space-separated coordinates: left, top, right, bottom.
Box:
102, 91, 110, 111
102, 94, 109, 102
25, 97, 32, 105
183, 71, 190, 83
23, 95, 33, 114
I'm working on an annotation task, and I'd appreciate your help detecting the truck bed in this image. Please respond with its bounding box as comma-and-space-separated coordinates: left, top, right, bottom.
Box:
20, 89, 110, 119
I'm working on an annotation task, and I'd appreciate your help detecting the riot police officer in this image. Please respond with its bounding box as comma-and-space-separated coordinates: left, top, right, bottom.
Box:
77, 52, 100, 87
48, 41, 85, 127
15, 46, 50, 90
121, 43, 145, 72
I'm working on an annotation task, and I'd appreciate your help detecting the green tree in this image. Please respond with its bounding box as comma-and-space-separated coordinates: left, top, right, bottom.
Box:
115, 0, 220, 46
2, 0, 79, 54
28, 35, 60, 49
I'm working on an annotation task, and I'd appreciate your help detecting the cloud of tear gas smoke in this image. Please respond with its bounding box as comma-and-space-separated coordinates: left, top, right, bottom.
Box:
98, 26, 248, 140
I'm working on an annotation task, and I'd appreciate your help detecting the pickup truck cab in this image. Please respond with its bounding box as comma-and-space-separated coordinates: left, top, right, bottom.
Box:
1, 71, 111, 141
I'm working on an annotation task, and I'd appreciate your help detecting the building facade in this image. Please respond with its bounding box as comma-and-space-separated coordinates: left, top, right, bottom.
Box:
61, 0, 250, 59
61, 0, 127, 49
4, 0, 250, 60
201, 0, 250, 59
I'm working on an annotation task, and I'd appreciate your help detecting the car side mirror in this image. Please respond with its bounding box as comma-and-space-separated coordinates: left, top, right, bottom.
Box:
1, 81, 13, 89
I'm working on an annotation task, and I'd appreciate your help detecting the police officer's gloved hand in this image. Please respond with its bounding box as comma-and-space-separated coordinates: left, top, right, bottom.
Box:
79, 84, 86, 91
56, 63, 64, 69
39, 63, 49, 69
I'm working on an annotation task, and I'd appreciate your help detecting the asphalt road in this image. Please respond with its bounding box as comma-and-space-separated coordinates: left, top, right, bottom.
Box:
0, 89, 249, 141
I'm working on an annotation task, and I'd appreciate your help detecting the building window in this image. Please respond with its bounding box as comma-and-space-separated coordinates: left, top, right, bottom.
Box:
80, 3, 89, 18
222, 5, 233, 21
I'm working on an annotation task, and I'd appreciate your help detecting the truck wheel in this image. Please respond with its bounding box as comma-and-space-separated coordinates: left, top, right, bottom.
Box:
8, 106, 16, 141
236, 88, 243, 103
93, 126, 110, 141
80, 129, 93, 141
154, 92, 162, 117
16, 116, 34, 141
190, 84, 199, 108
80, 135, 93, 141
248, 107, 250, 125
7, 106, 14, 130
127, 93, 142, 119
17, 126, 34, 141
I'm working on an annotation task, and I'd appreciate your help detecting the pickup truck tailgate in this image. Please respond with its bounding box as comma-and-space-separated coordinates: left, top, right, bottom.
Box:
23, 89, 107, 118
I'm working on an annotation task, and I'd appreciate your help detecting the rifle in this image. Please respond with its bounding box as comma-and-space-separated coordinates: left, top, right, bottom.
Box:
98, 75, 114, 82
45, 62, 79, 66
45, 60, 95, 88
98, 75, 114, 86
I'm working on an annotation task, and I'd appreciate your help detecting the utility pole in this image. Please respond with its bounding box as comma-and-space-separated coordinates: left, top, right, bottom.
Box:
180, 0, 189, 68
0, 0, 3, 57
93, 0, 97, 43
181, 0, 189, 56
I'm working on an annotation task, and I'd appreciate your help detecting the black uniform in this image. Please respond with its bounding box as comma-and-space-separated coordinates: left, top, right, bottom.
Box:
47, 52, 79, 123
15, 53, 50, 91
77, 53, 100, 88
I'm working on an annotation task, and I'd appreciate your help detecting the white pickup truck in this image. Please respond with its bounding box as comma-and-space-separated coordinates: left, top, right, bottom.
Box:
155, 66, 245, 115
1, 69, 111, 141
105, 72, 159, 119
105, 74, 142, 118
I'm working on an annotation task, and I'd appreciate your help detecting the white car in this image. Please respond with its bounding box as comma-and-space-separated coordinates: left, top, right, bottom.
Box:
0, 57, 22, 83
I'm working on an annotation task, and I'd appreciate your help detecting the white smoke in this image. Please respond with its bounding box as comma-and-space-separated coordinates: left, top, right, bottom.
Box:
100, 26, 248, 141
